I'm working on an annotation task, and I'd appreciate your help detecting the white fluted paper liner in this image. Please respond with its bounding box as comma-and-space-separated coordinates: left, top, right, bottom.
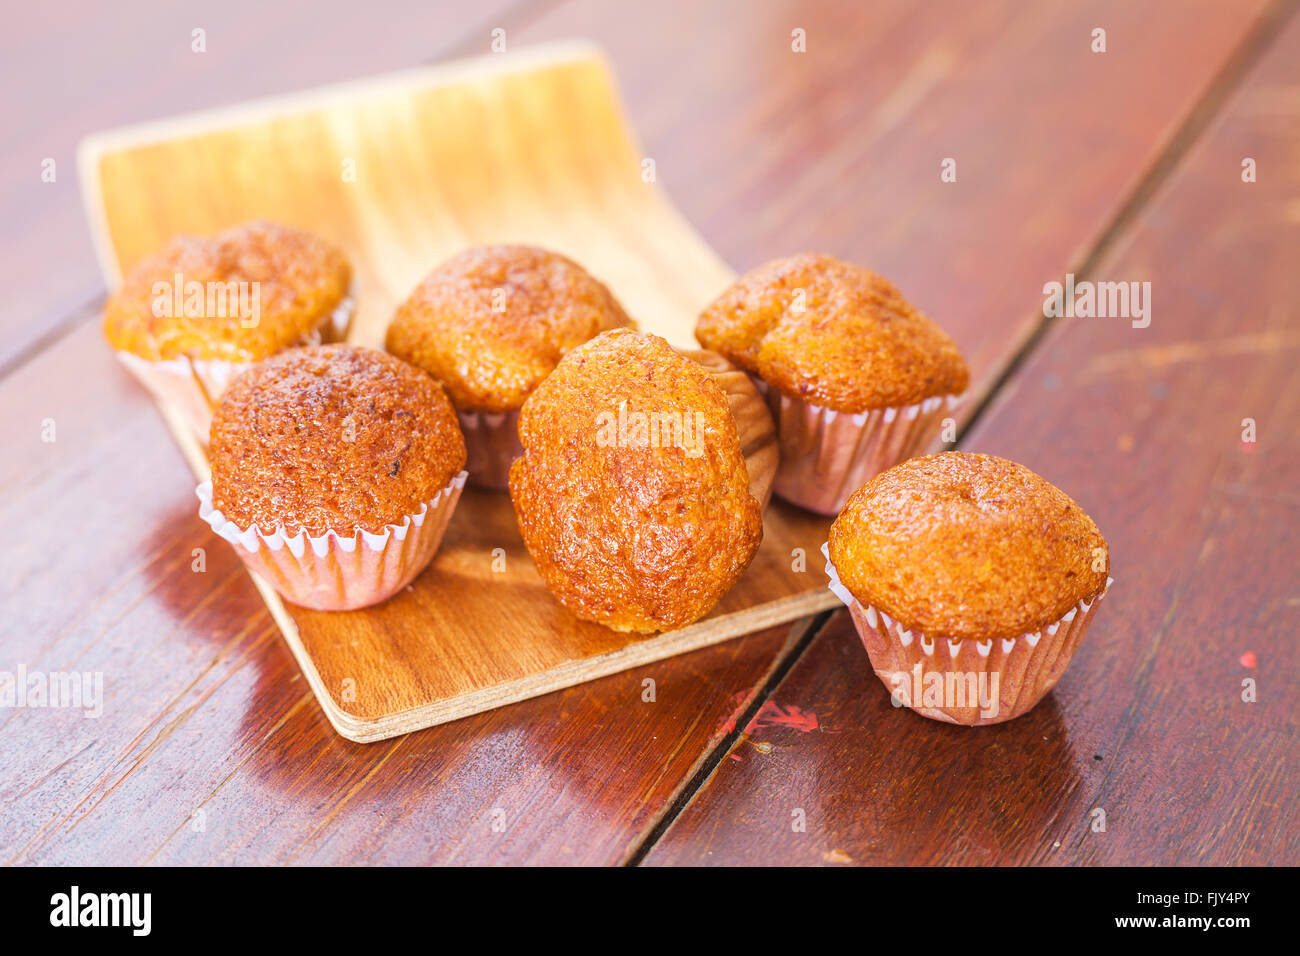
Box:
822, 542, 1112, 725
196, 469, 466, 611
458, 408, 523, 491
114, 292, 355, 446
753, 377, 961, 515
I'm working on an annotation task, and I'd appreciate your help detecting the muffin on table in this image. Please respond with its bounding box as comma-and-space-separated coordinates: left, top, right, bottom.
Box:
386, 244, 634, 490
197, 344, 467, 611
103, 220, 353, 443
825, 452, 1112, 725
509, 329, 777, 633
696, 253, 968, 515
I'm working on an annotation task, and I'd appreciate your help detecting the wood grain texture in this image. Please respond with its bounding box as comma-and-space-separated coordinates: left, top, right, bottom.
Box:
644, 10, 1300, 867
0, 0, 1285, 864
288, 494, 835, 738
513, 0, 1277, 405
80, 44, 838, 741
145, 622, 810, 867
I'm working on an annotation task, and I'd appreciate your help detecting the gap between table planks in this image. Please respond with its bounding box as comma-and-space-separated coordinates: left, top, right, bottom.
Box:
643, 5, 1300, 867
78, 42, 840, 742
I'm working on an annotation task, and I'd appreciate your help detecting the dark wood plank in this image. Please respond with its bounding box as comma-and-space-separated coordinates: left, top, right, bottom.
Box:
0, 0, 1281, 865
644, 10, 1300, 867
515, 0, 1276, 400
146, 624, 804, 866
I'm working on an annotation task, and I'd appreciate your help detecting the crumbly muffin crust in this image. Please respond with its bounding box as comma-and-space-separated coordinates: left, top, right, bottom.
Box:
103, 220, 351, 362
386, 245, 633, 413
508, 329, 763, 633
828, 452, 1109, 641
696, 253, 969, 412
210, 345, 465, 536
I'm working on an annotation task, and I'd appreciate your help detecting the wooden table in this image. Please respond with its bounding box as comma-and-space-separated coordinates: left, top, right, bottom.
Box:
3, 0, 1296, 866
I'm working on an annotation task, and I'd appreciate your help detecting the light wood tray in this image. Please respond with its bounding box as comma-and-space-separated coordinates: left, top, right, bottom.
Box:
78, 42, 838, 742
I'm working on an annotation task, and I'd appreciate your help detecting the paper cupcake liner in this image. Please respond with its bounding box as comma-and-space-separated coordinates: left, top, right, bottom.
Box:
753, 378, 960, 515
196, 469, 466, 611
115, 292, 355, 446
822, 543, 1112, 725
685, 350, 778, 510
458, 408, 523, 491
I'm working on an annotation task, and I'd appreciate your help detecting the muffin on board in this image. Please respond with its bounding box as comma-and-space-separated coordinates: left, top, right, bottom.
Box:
824, 452, 1112, 725
103, 220, 353, 443
386, 244, 634, 490
509, 329, 777, 633
696, 253, 968, 515
197, 344, 467, 611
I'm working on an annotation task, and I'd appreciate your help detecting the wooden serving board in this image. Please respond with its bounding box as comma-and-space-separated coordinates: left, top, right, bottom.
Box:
78, 41, 839, 742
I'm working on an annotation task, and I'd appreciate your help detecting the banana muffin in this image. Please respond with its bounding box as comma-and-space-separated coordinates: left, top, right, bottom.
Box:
197, 344, 466, 611
825, 452, 1112, 725
697, 253, 968, 514
104, 220, 353, 443
386, 244, 633, 490
508, 329, 776, 633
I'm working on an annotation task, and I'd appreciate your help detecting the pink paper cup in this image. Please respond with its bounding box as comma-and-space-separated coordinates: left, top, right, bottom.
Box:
458, 408, 523, 491
758, 380, 961, 516
196, 469, 466, 611
822, 543, 1112, 725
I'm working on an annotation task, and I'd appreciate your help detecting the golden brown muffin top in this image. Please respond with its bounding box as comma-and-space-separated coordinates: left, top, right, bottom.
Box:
103, 220, 352, 362
828, 452, 1109, 641
210, 345, 466, 536
508, 329, 763, 633
386, 244, 633, 413
696, 253, 969, 412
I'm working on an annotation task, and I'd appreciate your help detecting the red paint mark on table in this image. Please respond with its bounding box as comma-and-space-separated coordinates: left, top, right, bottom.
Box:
745, 701, 819, 734
716, 690, 753, 736
1240, 650, 1257, 668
